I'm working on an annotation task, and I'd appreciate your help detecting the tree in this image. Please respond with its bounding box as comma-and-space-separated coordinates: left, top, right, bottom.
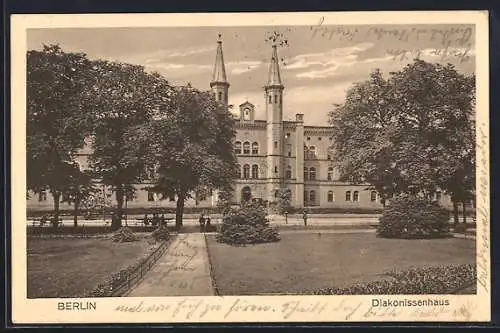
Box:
276, 188, 292, 224
141, 85, 238, 229
86, 60, 174, 229
27, 45, 94, 227
329, 60, 475, 212
61, 164, 97, 227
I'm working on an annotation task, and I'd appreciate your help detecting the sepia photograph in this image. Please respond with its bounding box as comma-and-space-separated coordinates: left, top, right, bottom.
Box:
11, 11, 490, 323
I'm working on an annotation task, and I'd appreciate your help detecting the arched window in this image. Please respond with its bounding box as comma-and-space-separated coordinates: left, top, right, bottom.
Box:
308, 146, 316, 159
236, 164, 241, 178
218, 91, 222, 101
268, 95, 272, 104
234, 141, 242, 154
304, 167, 309, 180
274, 94, 278, 104
353, 191, 359, 202
243, 164, 250, 179
251, 142, 259, 155
251, 164, 259, 179
345, 191, 351, 201
327, 167, 334, 181
370, 191, 377, 202
328, 191, 334, 202
243, 142, 250, 154
309, 190, 316, 204
309, 167, 316, 180
286, 165, 292, 179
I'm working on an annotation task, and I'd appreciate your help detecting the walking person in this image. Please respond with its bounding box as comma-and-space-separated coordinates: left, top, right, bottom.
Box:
205, 215, 211, 232
198, 213, 205, 233
303, 209, 308, 227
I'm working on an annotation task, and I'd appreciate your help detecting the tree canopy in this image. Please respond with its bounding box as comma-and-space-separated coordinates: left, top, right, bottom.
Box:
329, 59, 475, 217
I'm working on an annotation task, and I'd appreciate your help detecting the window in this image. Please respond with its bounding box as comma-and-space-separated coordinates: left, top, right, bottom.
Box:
147, 165, 155, 179
288, 151, 291, 157
328, 191, 334, 202
236, 164, 241, 178
148, 191, 155, 202
327, 154, 331, 160
309, 167, 316, 180
307, 137, 311, 141
274, 166, 278, 174
309, 190, 316, 204
353, 191, 359, 202
169, 196, 175, 202
345, 191, 351, 201
436, 191, 442, 201
287, 144, 292, 157
286, 165, 292, 179
274, 141, 278, 149
275, 190, 279, 198
251, 164, 259, 179
243, 141, 250, 154
38, 191, 47, 202
327, 167, 334, 181
243, 108, 251, 120
304, 167, 309, 180
274, 94, 278, 104
269, 95, 272, 103
318, 137, 322, 141
308, 146, 316, 159
218, 92, 222, 101
251, 142, 259, 155
198, 191, 207, 201
243, 164, 250, 179
234, 141, 242, 154
286, 132, 290, 138
304, 190, 308, 203
371, 191, 377, 202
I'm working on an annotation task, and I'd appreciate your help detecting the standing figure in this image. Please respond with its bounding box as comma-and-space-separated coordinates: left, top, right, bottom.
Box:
303, 209, 308, 227
205, 215, 211, 231
143, 213, 149, 226
160, 213, 166, 227
198, 214, 205, 232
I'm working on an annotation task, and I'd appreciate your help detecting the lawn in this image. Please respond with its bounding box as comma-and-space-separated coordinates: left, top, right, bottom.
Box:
27, 235, 158, 298
206, 233, 476, 295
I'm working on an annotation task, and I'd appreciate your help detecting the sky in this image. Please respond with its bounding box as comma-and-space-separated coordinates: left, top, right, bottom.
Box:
27, 24, 475, 125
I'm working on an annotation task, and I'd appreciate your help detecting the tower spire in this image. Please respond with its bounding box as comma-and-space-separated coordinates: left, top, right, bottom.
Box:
266, 44, 283, 88
211, 36, 228, 86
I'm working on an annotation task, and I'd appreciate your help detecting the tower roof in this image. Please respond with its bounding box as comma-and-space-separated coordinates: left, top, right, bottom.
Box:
266, 44, 283, 88
211, 39, 229, 86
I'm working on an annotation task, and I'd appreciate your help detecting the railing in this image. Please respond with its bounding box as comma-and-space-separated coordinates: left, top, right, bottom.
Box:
108, 239, 171, 297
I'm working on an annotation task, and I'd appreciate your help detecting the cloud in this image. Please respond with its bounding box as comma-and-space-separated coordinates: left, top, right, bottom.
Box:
228, 61, 264, 75
164, 46, 215, 58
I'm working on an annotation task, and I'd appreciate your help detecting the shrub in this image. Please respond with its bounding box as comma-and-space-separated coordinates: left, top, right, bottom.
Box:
216, 202, 280, 245
377, 195, 450, 239
311, 264, 476, 295
151, 226, 170, 242
111, 227, 138, 242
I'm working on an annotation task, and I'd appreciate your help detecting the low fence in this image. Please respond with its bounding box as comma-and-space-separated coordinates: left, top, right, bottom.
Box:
105, 238, 172, 297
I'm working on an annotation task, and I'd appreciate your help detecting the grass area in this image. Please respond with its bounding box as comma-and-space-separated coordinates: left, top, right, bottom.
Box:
27, 236, 158, 298
206, 233, 475, 295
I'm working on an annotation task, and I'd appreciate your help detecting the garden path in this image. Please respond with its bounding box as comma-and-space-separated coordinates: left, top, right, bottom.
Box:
126, 233, 214, 296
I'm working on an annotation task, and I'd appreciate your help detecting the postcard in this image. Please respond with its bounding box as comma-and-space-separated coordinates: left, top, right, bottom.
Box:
11, 10, 490, 323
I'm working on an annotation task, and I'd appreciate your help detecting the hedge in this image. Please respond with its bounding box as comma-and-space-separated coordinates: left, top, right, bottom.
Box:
310, 264, 476, 295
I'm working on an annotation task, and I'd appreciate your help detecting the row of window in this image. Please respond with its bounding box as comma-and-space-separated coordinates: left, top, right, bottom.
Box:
234, 141, 259, 155
235, 165, 337, 181
268, 94, 282, 104
303, 190, 378, 203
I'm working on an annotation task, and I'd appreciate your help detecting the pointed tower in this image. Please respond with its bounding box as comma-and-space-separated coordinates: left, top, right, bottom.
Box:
265, 44, 285, 204
210, 37, 229, 106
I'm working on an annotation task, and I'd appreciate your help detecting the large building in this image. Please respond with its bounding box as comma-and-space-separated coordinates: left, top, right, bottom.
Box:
27, 40, 452, 213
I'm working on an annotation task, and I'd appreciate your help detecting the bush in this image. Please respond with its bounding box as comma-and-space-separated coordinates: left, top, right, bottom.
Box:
311, 264, 476, 295
111, 227, 138, 242
377, 195, 450, 239
216, 202, 280, 245
151, 226, 170, 242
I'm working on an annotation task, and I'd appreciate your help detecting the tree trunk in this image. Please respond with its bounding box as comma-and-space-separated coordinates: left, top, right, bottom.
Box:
73, 199, 79, 227
113, 187, 124, 230
285, 213, 288, 224
175, 192, 186, 230
452, 200, 459, 228
52, 191, 61, 228
462, 201, 467, 224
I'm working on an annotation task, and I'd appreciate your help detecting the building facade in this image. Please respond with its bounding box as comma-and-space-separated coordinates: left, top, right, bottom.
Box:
27, 40, 452, 213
